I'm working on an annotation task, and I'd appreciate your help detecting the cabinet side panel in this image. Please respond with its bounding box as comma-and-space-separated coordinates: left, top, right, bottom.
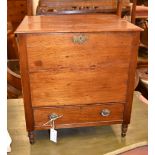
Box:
17, 34, 34, 131
123, 32, 140, 124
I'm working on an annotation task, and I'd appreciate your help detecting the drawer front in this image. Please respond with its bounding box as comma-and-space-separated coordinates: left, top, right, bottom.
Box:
26, 32, 135, 72
33, 103, 124, 128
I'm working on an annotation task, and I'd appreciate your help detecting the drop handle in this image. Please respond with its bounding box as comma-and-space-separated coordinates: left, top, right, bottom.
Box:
49, 113, 63, 120
101, 109, 111, 117
42, 113, 63, 127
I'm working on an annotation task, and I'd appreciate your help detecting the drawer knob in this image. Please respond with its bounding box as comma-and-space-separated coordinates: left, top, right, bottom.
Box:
72, 34, 87, 44
101, 109, 111, 117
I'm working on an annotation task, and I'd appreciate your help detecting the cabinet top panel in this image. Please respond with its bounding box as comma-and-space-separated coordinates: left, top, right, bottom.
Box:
15, 14, 142, 33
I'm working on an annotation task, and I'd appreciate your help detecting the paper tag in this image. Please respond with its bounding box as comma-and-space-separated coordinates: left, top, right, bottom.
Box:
50, 128, 57, 143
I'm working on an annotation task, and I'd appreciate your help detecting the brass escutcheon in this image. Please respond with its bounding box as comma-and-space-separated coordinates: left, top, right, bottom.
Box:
72, 34, 88, 44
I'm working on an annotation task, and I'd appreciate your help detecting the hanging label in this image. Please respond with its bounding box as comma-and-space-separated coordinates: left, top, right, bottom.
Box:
50, 128, 57, 143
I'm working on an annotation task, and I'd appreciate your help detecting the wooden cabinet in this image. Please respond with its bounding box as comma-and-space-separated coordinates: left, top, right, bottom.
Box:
7, 0, 27, 30
7, 0, 32, 30
15, 14, 142, 144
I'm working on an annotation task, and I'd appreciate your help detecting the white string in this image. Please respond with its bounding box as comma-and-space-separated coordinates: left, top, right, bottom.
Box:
42, 119, 53, 126
52, 120, 55, 129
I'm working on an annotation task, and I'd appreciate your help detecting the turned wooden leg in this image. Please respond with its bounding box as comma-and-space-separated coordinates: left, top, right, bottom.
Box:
121, 124, 128, 137
28, 131, 35, 144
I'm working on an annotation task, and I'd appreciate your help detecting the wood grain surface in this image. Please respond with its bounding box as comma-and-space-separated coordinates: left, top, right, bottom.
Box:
36, 0, 129, 16
30, 70, 127, 106
7, 0, 27, 30
17, 35, 34, 132
38, 0, 129, 8
25, 32, 138, 107
124, 32, 140, 124
26, 32, 134, 71
15, 14, 143, 34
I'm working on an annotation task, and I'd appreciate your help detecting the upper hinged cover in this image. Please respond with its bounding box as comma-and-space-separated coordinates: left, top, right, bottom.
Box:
15, 14, 142, 33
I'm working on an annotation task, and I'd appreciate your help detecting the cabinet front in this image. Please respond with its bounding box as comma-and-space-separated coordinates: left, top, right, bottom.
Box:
25, 32, 135, 107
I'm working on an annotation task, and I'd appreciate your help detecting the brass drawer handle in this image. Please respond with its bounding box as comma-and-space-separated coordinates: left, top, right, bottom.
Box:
49, 113, 63, 120
42, 113, 63, 127
101, 109, 111, 117
72, 34, 88, 44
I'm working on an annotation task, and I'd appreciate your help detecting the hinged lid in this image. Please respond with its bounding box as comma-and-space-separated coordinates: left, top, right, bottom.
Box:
15, 14, 143, 34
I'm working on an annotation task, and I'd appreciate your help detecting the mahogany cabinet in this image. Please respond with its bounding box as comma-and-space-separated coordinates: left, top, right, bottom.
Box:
8, 0, 27, 30
15, 14, 142, 144
7, 0, 33, 30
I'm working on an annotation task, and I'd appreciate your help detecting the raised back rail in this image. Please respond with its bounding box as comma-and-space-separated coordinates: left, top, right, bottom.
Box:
37, 0, 130, 17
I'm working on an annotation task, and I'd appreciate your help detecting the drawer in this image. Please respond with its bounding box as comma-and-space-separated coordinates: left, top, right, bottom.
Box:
33, 103, 124, 128
26, 32, 135, 72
